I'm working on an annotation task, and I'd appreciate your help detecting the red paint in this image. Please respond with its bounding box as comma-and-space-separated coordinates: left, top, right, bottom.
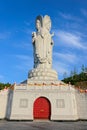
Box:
33, 97, 51, 119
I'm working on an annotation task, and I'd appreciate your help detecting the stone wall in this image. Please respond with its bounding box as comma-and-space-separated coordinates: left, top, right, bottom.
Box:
0, 89, 8, 119
76, 91, 87, 119
0, 85, 87, 120
7, 84, 79, 120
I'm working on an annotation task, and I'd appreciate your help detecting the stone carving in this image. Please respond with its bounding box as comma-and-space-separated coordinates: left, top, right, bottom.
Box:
32, 15, 54, 69
28, 15, 58, 81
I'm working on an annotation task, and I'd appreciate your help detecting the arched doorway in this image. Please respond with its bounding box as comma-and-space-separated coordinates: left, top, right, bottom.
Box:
33, 97, 51, 120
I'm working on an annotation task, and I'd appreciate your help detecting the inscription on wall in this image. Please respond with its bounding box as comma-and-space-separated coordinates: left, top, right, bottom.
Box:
56, 99, 65, 108
20, 99, 28, 108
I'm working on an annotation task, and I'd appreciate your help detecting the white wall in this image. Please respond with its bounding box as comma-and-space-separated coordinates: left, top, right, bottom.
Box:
0, 85, 87, 120
0, 89, 8, 119
8, 85, 78, 120
76, 91, 87, 119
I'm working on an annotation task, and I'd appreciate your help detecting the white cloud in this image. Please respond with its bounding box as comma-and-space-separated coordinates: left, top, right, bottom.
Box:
24, 20, 33, 26
23, 28, 33, 35
15, 54, 33, 71
59, 12, 83, 22
81, 9, 87, 17
20, 42, 33, 51
0, 32, 11, 40
55, 30, 87, 49
53, 60, 70, 79
13, 40, 33, 52
54, 52, 77, 63
15, 54, 32, 61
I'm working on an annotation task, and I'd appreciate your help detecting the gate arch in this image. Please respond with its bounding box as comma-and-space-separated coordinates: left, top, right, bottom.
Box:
33, 97, 51, 120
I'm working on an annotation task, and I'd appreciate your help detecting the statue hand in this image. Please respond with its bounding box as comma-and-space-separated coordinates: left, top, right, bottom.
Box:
39, 58, 47, 63
32, 32, 36, 38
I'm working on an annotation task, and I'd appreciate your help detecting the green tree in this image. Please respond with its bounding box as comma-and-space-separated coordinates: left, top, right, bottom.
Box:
0, 82, 11, 90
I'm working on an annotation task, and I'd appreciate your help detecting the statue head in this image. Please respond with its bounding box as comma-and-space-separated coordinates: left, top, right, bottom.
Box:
35, 15, 43, 32
43, 15, 51, 31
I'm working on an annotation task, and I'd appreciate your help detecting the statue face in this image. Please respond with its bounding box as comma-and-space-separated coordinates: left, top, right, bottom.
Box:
36, 20, 41, 30
46, 20, 51, 31
44, 18, 51, 31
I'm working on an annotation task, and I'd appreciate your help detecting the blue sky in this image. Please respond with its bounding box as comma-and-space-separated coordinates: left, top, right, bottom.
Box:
0, 0, 87, 83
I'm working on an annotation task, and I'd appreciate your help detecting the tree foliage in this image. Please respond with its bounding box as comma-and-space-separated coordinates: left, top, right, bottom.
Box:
62, 65, 87, 89
0, 82, 11, 90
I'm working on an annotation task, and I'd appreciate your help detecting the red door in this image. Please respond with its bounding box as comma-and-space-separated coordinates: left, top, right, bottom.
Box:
33, 97, 51, 119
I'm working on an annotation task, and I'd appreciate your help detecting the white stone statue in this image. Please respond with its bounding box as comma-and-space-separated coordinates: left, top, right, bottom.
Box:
28, 15, 58, 81
32, 15, 54, 69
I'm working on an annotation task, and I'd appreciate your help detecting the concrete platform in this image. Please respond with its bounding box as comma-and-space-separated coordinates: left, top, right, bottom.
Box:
0, 120, 87, 130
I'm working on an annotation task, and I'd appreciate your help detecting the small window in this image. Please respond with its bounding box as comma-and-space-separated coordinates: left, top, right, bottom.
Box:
56, 99, 65, 108
20, 99, 28, 108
